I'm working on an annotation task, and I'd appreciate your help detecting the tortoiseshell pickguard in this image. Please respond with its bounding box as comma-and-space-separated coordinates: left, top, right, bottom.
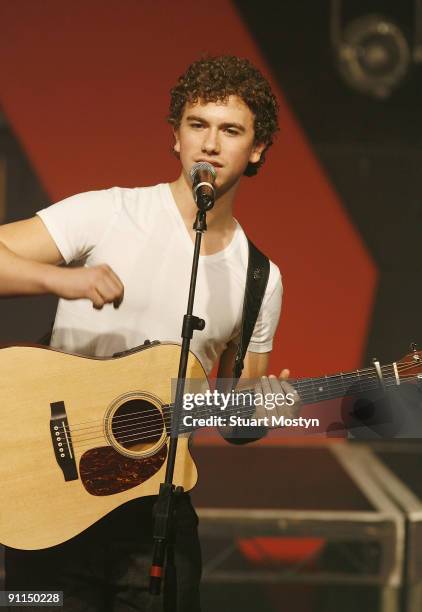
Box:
79, 445, 167, 496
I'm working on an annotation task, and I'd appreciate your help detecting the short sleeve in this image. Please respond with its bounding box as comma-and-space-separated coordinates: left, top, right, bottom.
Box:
247, 263, 282, 353
36, 188, 121, 264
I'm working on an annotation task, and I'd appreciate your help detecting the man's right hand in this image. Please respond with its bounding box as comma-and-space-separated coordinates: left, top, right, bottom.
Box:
49, 264, 124, 309
0, 217, 123, 308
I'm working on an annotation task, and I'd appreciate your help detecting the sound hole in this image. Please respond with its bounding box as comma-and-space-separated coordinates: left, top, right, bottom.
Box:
111, 399, 163, 453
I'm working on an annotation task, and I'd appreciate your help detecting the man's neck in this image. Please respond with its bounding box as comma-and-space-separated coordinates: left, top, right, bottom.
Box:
169, 172, 239, 255
170, 172, 238, 231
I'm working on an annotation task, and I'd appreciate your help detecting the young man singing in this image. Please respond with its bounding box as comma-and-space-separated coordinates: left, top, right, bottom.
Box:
0, 56, 298, 611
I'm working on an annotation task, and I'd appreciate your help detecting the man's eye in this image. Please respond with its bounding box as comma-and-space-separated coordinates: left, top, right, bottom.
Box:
190, 122, 203, 129
225, 128, 239, 136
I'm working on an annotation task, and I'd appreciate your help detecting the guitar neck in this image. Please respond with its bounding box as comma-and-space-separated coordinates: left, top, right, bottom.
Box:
289, 358, 412, 405
235, 361, 404, 408
289, 365, 390, 406
174, 354, 422, 433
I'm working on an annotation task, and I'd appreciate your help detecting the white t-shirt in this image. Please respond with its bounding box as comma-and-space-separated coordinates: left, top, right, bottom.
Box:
37, 183, 282, 375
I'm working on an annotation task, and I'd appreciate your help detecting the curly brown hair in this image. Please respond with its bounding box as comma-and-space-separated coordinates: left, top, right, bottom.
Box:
168, 55, 279, 176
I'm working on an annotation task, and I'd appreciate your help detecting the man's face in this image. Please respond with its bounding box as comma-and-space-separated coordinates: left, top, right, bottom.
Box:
173, 95, 265, 198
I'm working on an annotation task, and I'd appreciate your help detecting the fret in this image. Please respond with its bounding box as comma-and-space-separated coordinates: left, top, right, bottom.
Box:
304, 381, 313, 399
356, 369, 362, 393
291, 378, 301, 396
306, 379, 315, 403
340, 373, 347, 395
323, 374, 329, 396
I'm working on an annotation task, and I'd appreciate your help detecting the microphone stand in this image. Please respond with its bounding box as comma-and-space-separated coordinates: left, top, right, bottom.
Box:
149, 192, 213, 597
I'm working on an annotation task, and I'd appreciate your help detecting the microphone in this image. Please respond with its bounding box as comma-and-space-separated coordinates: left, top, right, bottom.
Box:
190, 162, 216, 211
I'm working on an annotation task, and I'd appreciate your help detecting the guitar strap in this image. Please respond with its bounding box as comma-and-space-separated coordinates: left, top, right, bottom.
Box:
232, 238, 270, 383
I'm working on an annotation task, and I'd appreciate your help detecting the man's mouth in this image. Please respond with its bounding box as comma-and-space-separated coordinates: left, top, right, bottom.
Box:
195, 159, 223, 168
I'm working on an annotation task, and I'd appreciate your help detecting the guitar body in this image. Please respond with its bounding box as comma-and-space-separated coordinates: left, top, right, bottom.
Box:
0, 342, 206, 550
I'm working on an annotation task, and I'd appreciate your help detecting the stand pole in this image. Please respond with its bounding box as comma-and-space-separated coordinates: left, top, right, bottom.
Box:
149, 208, 209, 595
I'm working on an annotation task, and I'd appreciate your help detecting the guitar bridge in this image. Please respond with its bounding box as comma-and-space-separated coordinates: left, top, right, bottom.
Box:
50, 401, 78, 481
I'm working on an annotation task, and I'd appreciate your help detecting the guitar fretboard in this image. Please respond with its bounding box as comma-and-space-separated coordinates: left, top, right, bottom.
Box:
170, 356, 422, 434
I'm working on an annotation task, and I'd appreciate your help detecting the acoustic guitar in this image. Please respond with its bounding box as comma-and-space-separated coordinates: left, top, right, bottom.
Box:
0, 341, 420, 550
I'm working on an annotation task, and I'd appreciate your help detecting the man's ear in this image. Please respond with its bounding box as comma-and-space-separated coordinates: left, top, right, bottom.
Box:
173, 128, 181, 154
249, 142, 266, 164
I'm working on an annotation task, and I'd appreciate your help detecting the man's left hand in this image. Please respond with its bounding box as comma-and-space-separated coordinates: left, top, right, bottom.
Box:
254, 369, 302, 428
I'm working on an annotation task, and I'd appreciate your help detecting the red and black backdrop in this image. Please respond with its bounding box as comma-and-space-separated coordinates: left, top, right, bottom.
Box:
0, 0, 421, 379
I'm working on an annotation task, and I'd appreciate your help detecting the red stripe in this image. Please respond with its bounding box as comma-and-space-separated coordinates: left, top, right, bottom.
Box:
0, 0, 377, 392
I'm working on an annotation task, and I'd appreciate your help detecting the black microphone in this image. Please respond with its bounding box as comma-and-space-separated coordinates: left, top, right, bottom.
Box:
190, 162, 216, 211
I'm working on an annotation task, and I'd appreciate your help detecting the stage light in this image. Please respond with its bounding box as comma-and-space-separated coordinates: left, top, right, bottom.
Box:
337, 14, 410, 99
330, 0, 422, 99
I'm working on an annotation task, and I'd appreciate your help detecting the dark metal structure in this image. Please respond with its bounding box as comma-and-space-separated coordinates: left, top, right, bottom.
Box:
192, 443, 404, 611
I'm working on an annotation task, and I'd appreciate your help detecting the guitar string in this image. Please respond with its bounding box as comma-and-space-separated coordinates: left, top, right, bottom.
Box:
68, 399, 286, 451
57, 361, 419, 437
57, 360, 416, 432
60, 365, 420, 443
66, 377, 384, 445
64, 385, 393, 453
64, 373, 418, 447
65, 401, 407, 451
57, 360, 416, 434
70, 376, 403, 447
68, 403, 251, 446
63, 374, 388, 443
61, 372, 421, 450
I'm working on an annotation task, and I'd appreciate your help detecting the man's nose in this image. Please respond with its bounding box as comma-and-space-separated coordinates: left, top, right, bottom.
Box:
201, 129, 220, 155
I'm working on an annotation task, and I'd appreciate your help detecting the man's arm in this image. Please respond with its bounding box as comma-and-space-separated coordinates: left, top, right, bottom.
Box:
217, 342, 268, 380
0, 216, 124, 308
217, 344, 289, 380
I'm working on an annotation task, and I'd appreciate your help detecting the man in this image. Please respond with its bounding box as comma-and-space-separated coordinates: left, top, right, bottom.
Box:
0, 56, 296, 610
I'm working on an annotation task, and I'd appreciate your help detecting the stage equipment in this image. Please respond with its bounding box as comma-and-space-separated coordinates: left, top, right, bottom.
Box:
358, 441, 422, 612
150, 171, 211, 595
192, 442, 403, 612
330, 0, 422, 98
